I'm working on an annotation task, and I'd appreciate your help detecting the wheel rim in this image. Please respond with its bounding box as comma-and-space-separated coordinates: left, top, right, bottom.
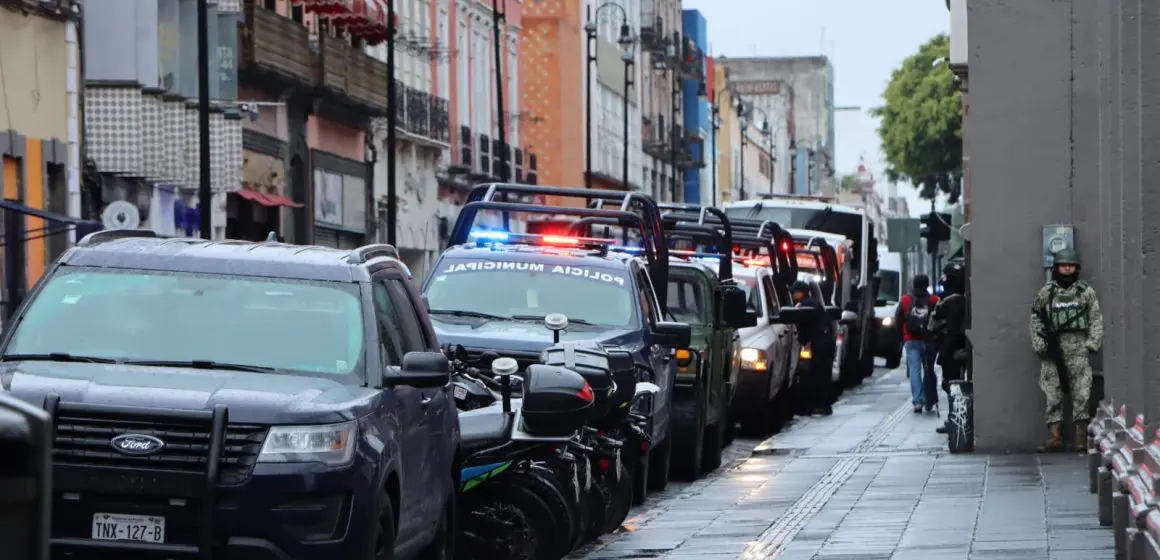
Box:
474, 501, 537, 558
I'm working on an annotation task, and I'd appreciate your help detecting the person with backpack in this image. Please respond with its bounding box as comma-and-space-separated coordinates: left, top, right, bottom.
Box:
930, 261, 969, 434
896, 275, 939, 413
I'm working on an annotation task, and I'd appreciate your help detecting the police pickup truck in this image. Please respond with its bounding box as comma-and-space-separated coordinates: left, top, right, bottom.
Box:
422, 184, 693, 498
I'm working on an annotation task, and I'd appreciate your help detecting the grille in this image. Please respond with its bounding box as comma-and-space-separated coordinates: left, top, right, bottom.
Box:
465, 348, 541, 372
53, 414, 268, 485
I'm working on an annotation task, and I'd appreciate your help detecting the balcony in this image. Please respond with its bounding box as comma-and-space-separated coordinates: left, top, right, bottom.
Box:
317, 34, 389, 115
673, 125, 705, 170
639, 0, 666, 52
642, 115, 669, 159
672, 33, 704, 81
392, 81, 451, 148
239, 4, 315, 87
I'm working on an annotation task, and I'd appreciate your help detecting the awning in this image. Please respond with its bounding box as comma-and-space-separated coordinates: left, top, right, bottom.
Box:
316, 0, 396, 45
0, 199, 103, 247
234, 189, 304, 208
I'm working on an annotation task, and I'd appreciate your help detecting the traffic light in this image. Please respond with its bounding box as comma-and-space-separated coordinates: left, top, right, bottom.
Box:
919, 212, 952, 254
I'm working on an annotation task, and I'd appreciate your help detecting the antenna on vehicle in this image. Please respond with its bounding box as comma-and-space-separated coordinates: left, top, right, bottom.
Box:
492, 357, 519, 414
265, 231, 278, 242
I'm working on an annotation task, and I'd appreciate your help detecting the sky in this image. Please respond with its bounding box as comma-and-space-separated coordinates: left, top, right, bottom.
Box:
683, 0, 951, 216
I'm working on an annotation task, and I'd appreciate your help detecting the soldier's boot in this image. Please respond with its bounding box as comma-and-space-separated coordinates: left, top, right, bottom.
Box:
1074, 419, 1090, 452
1038, 422, 1064, 453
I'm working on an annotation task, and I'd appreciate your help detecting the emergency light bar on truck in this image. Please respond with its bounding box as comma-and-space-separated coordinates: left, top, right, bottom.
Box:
450, 183, 672, 309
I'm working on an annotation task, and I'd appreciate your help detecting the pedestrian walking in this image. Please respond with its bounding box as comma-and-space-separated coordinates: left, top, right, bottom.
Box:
896, 275, 939, 413
1029, 248, 1103, 452
931, 261, 968, 434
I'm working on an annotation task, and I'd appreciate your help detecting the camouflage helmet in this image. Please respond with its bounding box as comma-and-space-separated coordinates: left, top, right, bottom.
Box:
1053, 248, 1081, 267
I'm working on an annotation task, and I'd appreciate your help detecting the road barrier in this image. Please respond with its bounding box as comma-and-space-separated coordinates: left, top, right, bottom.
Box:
1088, 400, 1160, 560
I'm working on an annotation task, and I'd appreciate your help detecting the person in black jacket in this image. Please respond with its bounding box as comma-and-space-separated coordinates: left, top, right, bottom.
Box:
931, 261, 968, 434
791, 281, 835, 416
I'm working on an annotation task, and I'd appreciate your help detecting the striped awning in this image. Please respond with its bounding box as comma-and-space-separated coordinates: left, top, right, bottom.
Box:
296, 0, 396, 44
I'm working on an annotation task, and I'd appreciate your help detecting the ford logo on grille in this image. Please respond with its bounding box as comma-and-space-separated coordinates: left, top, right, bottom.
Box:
109, 434, 165, 456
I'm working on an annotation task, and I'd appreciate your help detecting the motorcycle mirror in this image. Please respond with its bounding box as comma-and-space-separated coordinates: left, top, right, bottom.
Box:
491, 357, 519, 376
544, 313, 569, 331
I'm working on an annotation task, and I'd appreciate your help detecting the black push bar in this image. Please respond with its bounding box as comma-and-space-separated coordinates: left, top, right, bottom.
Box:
657, 205, 734, 281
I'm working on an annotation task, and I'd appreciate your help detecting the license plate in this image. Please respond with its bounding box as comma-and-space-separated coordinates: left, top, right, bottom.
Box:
91, 513, 165, 543
453, 385, 467, 400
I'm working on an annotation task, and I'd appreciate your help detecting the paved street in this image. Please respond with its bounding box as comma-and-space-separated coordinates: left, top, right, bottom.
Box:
573, 365, 1114, 559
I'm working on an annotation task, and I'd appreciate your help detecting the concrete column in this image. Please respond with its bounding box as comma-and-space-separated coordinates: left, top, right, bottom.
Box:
1139, 0, 1160, 420
969, 0, 1075, 450
1104, 0, 1126, 408
1071, 0, 1102, 322
1120, 0, 1146, 414
1095, 0, 1122, 405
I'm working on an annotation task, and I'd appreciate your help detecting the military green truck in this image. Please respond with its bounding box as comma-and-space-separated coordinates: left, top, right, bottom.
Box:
659, 204, 754, 481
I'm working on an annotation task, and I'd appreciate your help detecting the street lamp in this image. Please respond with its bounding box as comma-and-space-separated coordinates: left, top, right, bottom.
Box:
585, 3, 634, 189
710, 102, 721, 206
748, 105, 774, 195
736, 97, 748, 201
621, 45, 635, 192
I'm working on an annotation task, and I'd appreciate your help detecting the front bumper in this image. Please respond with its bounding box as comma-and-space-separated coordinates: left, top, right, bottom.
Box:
731, 366, 772, 410
875, 321, 901, 357
52, 461, 376, 560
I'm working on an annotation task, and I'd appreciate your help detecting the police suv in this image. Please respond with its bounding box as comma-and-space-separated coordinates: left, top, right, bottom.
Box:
423, 184, 691, 496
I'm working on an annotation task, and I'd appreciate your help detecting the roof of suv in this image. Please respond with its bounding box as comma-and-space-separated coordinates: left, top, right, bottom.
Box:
61, 232, 406, 282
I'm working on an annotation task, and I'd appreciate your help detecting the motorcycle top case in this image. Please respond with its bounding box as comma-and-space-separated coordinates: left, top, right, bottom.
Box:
520, 364, 594, 437
541, 342, 614, 420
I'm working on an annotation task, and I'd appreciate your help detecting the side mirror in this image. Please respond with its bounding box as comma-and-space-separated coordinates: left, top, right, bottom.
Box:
824, 306, 843, 321
719, 286, 757, 327
388, 351, 451, 388
770, 307, 811, 325
840, 310, 858, 325
651, 321, 692, 348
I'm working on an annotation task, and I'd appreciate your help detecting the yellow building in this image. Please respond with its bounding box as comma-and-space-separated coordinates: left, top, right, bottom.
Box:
0, 2, 80, 298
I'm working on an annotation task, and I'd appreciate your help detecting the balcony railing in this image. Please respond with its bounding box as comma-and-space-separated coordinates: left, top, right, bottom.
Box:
239, 4, 315, 86
642, 115, 668, 159
393, 80, 451, 146
317, 34, 389, 114
673, 125, 705, 169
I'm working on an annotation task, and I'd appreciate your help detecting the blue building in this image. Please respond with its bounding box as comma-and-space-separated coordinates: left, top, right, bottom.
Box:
681, 10, 709, 204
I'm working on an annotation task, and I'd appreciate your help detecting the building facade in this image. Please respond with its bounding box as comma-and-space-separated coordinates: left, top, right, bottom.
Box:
583, 0, 641, 191
679, 8, 707, 203
0, 0, 82, 316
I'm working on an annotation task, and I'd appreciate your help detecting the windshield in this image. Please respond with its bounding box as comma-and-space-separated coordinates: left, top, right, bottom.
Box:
735, 276, 762, 317
724, 205, 864, 272
4, 267, 364, 376
424, 258, 638, 328
877, 270, 901, 304
668, 275, 710, 325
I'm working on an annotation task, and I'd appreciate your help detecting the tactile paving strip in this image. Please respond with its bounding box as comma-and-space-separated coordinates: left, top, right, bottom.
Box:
740, 402, 911, 559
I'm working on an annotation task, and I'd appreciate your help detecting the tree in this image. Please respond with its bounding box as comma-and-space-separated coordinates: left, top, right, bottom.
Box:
870, 33, 962, 202
839, 174, 858, 192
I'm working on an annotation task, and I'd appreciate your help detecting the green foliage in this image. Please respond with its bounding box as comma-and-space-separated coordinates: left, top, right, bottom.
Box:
870, 34, 963, 202
839, 174, 857, 192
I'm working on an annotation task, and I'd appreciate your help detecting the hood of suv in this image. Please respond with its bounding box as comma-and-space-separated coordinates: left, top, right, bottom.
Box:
0, 361, 378, 424
432, 317, 636, 354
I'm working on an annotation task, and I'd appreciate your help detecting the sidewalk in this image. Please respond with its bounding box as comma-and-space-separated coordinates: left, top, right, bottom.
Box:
577, 367, 1114, 559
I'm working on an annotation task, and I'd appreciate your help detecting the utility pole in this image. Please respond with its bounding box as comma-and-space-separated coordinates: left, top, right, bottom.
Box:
386, 0, 397, 245
197, 0, 211, 239
492, 0, 506, 181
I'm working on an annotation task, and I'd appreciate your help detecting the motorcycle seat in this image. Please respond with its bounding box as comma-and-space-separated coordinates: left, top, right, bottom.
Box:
460, 407, 514, 453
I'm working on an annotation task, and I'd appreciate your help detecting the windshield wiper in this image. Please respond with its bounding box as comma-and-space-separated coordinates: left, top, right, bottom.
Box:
511, 315, 594, 326
429, 309, 511, 320
120, 359, 275, 373
0, 352, 119, 364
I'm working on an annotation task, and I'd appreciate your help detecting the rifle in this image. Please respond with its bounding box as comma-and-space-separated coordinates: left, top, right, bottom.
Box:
1034, 287, 1083, 395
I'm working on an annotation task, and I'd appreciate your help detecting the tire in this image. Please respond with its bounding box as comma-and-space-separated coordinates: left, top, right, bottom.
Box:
885, 349, 901, 370
583, 474, 609, 542
631, 451, 649, 506
701, 411, 724, 473
771, 373, 793, 429
670, 397, 705, 481
518, 467, 576, 557
370, 488, 397, 560
723, 409, 736, 446
457, 478, 560, 560
739, 378, 773, 438
646, 426, 671, 492
599, 458, 634, 534
418, 482, 456, 560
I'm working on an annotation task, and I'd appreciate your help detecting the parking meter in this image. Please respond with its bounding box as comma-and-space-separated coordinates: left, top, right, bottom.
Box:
0, 393, 52, 560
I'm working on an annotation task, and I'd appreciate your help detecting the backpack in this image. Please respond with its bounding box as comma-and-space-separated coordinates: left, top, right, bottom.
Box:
905, 294, 933, 337
926, 294, 962, 338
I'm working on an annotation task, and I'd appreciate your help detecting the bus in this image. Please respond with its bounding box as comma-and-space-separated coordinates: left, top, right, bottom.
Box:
722, 197, 880, 382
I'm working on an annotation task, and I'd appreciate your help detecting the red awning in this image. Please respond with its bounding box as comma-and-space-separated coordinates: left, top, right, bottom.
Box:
264, 193, 305, 208
236, 189, 276, 206
299, 0, 355, 16
338, 0, 395, 45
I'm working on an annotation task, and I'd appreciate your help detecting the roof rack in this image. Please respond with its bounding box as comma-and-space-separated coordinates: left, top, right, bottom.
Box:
77, 229, 159, 246
451, 183, 671, 310
656, 204, 734, 281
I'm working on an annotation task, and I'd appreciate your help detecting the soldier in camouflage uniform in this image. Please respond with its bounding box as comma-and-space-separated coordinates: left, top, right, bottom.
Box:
1029, 248, 1104, 452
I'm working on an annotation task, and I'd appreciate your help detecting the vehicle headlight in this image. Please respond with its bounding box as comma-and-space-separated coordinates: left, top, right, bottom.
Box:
258, 421, 357, 465
739, 348, 767, 371
800, 345, 812, 359
881, 317, 894, 327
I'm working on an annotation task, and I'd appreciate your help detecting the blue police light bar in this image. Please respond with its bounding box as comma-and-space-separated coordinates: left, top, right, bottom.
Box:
469, 230, 510, 241
469, 229, 614, 249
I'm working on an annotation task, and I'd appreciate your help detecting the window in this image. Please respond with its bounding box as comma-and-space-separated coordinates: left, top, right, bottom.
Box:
373, 283, 408, 365
7, 268, 364, 376
291, 4, 303, 22
667, 276, 707, 324
761, 275, 780, 315
386, 278, 427, 352
264, 0, 275, 10
425, 260, 638, 328
636, 269, 661, 325
737, 276, 762, 317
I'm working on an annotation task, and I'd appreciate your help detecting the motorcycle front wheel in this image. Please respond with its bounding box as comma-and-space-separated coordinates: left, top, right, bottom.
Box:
457, 478, 561, 560
600, 458, 635, 534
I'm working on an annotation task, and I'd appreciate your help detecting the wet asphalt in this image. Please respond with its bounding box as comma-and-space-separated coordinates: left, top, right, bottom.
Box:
570, 364, 1114, 559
